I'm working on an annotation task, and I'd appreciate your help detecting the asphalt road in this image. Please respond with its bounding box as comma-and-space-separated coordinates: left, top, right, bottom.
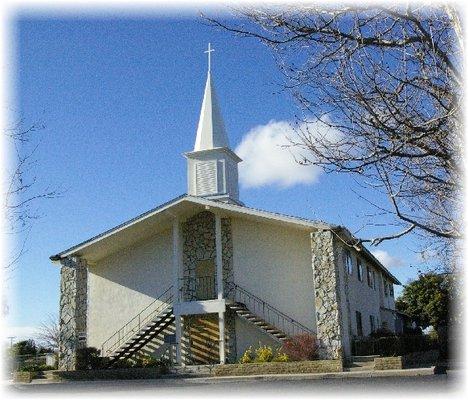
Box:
8, 372, 461, 396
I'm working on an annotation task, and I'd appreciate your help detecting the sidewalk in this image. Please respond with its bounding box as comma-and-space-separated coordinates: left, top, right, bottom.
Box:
23, 366, 439, 386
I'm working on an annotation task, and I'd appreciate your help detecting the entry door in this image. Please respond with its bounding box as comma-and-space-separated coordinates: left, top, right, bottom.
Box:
195, 259, 216, 300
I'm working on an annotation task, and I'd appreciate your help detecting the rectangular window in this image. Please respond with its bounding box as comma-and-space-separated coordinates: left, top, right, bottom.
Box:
390, 285, 394, 297
357, 259, 363, 282
343, 249, 353, 275
367, 266, 372, 288
384, 281, 388, 296
370, 315, 375, 333
372, 271, 377, 291
356, 311, 363, 337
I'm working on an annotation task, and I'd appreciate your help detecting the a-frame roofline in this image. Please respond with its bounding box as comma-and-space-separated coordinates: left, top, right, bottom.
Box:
50, 195, 400, 284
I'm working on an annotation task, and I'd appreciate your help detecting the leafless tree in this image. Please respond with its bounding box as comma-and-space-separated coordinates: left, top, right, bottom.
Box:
3, 119, 60, 270
36, 313, 59, 351
205, 5, 463, 263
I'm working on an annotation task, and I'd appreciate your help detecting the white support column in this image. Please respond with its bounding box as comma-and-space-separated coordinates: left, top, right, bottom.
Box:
218, 311, 226, 364
215, 213, 226, 365
172, 217, 182, 365
215, 213, 223, 300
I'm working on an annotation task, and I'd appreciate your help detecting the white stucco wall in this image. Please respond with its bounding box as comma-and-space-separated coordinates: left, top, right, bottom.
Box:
87, 229, 173, 350
336, 245, 397, 340
231, 218, 316, 333
235, 318, 279, 360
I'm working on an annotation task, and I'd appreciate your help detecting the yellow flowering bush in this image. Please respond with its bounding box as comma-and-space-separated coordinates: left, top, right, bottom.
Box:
240, 344, 291, 363
255, 345, 274, 363
273, 352, 290, 362
239, 346, 254, 364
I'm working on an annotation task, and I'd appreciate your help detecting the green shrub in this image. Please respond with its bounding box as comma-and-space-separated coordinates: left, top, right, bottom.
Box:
133, 355, 169, 370
76, 347, 106, 370
111, 358, 135, 369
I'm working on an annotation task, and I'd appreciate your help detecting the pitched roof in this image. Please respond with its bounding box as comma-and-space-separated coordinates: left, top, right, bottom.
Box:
49, 195, 400, 284
49, 195, 333, 262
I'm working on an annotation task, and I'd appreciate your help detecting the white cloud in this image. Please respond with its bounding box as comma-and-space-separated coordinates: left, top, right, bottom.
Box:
235, 119, 341, 189
371, 250, 405, 268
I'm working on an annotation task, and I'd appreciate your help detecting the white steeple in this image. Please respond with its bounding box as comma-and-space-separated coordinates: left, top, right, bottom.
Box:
194, 72, 230, 151
184, 43, 242, 204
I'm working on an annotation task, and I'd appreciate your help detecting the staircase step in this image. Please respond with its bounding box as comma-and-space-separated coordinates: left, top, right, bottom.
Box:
352, 355, 379, 363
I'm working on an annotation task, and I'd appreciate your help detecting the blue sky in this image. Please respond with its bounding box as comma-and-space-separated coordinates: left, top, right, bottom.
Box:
7, 11, 427, 339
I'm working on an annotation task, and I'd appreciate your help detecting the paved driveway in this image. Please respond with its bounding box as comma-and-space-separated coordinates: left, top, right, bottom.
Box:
8, 372, 460, 395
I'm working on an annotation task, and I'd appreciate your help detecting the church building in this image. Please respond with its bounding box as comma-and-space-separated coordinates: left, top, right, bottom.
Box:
50, 45, 400, 370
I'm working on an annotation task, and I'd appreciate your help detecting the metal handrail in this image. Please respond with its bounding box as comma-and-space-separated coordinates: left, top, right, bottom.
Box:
227, 282, 315, 338
179, 275, 217, 301
101, 285, 173, 357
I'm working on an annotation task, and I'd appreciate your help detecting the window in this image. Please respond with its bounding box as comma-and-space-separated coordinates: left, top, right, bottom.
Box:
384, 281, 388, 297
367, 266, 373, 288
356, 311, 363, 336
370, 315, 375, 334
372, 271, 377, 291
343, 249, 353, 275
357, 259, 363, 282
389, 284, 394, 297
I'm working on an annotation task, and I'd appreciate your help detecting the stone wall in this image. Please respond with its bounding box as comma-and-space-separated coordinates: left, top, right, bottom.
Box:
181, 211, 234, 300
213, 360, 343, 376
311, 230, 344, 360
58, 256, 88, 371
374, 356, 403, 370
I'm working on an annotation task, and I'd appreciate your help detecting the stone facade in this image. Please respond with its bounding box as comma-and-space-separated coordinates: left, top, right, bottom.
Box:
225, 309, 237, 363
181, 211, 234, 300
58, 256, 88, 370
213, 359, 343, 376
311, 230, 344, 360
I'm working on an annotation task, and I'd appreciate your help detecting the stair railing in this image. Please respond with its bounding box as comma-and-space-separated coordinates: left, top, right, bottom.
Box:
227, 282, 315, 338
101, 285, 173, 358
179, 275, 217, 301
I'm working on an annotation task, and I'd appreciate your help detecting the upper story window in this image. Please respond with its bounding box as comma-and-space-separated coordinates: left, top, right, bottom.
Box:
372, 271, 377, 291
356, 311, 363, 337
389, 284, 394, 297
357, 259, 363, 282
343, 249, 353, 275
367, 266, 373, 288
384, 281, 389, 296
370, 315, 376, 333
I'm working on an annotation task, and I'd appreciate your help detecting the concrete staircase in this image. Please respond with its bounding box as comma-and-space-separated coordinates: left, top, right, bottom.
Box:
107, 308, 174, 366
344, 355, 379, 371
227, 302, 289, 342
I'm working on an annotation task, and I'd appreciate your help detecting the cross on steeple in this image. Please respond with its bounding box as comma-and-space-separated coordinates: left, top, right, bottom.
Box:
204, 43, 215, 72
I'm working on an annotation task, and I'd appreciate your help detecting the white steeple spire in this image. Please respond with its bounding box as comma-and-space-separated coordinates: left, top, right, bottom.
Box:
184, 43, 242, 205
194, 44, 230, 151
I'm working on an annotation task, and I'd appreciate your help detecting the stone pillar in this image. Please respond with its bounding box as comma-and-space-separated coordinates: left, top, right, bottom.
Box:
225, 309, 237, 363
172, 217, 181, 303
58, 256, 88, 370
311, 230, 344, 360
215, 213, 224, 300
175, 315, 182, 365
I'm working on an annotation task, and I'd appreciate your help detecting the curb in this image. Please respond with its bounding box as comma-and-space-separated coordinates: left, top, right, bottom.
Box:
20, 367, 437, 386
182, 367, 436, 383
